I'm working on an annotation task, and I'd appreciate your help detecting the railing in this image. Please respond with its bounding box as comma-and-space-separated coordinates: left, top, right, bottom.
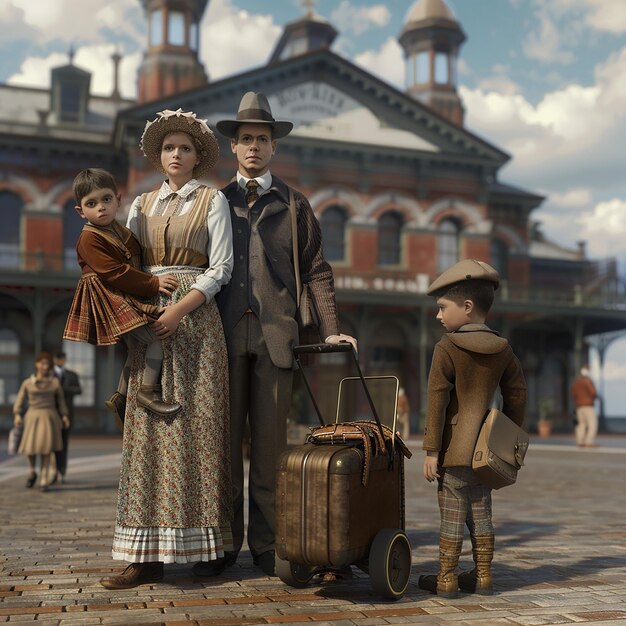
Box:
2, 249, 625, 309
0, 249, 80, 274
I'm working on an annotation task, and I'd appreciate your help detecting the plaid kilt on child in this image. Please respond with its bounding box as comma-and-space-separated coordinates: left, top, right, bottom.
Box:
63, 273, 160, 346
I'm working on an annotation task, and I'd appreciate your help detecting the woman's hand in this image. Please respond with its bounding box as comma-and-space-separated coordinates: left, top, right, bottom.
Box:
62, 416, 70, 429
13, 414, 22, 427
157, 274, 179, 295
423, 452, 440, 482
153, 305, 184, 338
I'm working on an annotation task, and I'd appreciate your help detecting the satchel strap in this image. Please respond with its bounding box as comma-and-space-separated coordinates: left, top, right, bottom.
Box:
288, 188, 302, 306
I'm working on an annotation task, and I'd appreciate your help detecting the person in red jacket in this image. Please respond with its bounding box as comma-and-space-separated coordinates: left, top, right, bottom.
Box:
571, 365, 598, 447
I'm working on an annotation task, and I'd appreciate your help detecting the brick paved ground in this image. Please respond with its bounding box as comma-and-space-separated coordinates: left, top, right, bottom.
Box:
1, 435, 625, 625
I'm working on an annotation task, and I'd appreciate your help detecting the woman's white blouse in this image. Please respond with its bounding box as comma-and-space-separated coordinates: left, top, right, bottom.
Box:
126, 179, 233, 302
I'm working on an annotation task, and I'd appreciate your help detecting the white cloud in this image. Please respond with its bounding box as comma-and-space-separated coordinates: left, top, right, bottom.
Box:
461, 39, 626, 262
8, 46, 141, 99
582, 0, 626, 33
354, 37, 404, 90
477, 64, 522, 96
331, 1, 390, 36
10, 0, 143, 46
0, 0, 36, 42
201, 0, 281, 80
462, 43, 626, 190
522, 6, 575, 64
577, 198, 626, 259
549, 189, 594, 209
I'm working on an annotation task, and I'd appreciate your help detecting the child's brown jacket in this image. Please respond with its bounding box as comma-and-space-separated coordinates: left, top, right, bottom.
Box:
423, 324, 527, 467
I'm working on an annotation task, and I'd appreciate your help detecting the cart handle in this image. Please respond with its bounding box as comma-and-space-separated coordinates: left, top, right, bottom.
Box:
294, 343, 387, 449
293, 343, 352, 355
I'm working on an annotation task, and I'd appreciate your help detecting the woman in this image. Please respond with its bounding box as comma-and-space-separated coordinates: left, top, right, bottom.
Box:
13, 352, 70, 492
101, 109, 234, 589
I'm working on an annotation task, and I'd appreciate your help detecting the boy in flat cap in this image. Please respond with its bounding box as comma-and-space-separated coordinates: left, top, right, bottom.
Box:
418, 259, 527, 597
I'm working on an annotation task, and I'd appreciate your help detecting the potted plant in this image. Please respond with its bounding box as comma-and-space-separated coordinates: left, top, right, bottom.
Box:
537, 397, 553, 437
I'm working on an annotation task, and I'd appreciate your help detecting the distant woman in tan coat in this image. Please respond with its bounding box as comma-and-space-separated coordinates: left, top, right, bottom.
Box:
13, 352, 70, 491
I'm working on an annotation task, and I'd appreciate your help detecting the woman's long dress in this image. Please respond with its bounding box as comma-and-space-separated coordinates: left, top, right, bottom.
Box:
14, 376, 67, 456
111, 180, 233, 563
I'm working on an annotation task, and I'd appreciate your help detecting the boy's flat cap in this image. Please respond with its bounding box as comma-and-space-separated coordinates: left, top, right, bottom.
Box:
427, 259, 500, 295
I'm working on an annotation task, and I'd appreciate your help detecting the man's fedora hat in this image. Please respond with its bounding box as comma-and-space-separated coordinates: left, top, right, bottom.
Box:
216, 91, 293, 139
140, 109, 219, 179
427, 259, 500, 296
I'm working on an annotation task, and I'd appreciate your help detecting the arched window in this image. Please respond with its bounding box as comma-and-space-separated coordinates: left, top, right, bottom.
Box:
491, 239, 509, 280
63, 198, 84, 271
321, 205, 347, 262
0, 190, 22, 268
378, 211, 403, 266
0, 328, 20, 407
437, 218, 460, 272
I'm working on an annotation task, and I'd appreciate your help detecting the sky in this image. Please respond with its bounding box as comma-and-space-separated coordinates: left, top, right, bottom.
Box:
1, 0, 626, 416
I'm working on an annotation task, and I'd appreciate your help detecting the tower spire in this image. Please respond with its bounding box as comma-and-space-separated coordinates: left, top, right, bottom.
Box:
399, 0, 466, 125
137, 0, 210, 103
269, 1, 337, 64
302, 0, 316, 17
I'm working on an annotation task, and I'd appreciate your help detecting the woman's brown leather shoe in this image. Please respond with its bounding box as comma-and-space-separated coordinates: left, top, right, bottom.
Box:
101, 562, 163, 589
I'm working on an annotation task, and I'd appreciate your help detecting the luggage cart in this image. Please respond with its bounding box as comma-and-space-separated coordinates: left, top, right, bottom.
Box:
275, 343, 412, 600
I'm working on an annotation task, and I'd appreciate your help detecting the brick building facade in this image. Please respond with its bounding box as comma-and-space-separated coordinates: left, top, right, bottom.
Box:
1, 0, 624, 433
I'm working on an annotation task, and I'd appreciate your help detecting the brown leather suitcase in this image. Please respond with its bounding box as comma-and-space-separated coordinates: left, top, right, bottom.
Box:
276, 442, 405, 568
274, 343, 412, 599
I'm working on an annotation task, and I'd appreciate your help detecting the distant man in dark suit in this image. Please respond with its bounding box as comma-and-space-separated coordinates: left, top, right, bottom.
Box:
53, 351, 82, 482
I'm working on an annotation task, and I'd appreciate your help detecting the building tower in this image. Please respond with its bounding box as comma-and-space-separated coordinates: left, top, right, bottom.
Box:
137, 0, 209, 103
268, 0, 338, 64
399, 0, 466, 125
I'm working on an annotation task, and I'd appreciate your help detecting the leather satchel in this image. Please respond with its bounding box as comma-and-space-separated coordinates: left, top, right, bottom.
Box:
288, 188, 322, 346
472, 408, 529, 489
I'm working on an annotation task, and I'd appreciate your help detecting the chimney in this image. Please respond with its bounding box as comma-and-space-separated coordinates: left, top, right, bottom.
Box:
111, 50, 122, 101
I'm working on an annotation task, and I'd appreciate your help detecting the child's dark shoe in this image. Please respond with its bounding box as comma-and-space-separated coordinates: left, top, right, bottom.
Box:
137, 385, 181, 416
105, 392, 126, 430
458, 568, 493, 595
418, 573, 458, 598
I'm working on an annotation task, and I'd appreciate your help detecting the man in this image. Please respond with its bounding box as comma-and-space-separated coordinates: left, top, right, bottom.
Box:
53, 351, 82, 482
571, 365, 599, 447
196, 92, 356, 577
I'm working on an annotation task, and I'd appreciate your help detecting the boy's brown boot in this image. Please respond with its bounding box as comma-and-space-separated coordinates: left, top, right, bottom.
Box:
418, 536, 462, 598
458, 534, 494, 595
136, 385, 181, 416
101, 562, 164, 589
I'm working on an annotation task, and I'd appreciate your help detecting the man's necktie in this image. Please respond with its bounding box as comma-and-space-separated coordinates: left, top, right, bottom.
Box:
245, 179, 260, 207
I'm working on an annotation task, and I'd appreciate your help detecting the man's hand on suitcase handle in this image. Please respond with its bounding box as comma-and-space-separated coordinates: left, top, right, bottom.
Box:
326, 333, 358, 353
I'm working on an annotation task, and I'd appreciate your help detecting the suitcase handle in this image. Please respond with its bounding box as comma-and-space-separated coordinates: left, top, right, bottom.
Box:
293, 343, 352, 355
294, 343, 388, 452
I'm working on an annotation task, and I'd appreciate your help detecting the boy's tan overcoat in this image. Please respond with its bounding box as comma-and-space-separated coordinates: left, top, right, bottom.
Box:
423, 326, 527, 467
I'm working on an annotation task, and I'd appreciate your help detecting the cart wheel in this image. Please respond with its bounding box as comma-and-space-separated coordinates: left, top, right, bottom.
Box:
275, 556, 315, 588
369, 528, 412, 600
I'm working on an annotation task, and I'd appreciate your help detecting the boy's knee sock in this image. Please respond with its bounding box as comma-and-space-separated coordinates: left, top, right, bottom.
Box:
117, 364, 131, 396
142, 341, 163, 388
